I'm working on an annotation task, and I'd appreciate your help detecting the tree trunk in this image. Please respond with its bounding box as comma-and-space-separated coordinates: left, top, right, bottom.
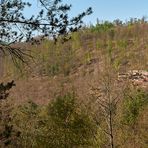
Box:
109, 109, 114, 148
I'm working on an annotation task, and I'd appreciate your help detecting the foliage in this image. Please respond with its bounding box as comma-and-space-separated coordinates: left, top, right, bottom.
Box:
12, 93, 97, 147
0, 0, 92, 63
0, 80, 15, 100
0, 81, 16, 147
45, 93, 97, 147
0, 100, 20, 147
91, 21, 114, 33
122, 89, 148, 126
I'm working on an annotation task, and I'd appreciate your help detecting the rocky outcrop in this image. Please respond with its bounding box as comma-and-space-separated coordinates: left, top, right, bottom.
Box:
118, 70, 148, 88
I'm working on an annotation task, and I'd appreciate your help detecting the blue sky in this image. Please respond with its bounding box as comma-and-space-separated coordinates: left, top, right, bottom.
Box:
25, 0, 148, 25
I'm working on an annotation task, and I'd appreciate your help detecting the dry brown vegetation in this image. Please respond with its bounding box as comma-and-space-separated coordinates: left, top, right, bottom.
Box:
1, 20, 148, 104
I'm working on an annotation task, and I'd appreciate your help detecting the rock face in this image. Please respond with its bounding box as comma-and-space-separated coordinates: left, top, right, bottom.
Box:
118, 70, 148, 88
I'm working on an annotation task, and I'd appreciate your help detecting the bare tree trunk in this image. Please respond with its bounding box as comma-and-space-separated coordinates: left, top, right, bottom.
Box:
107, 74, 114, 148
108, 109, 114, 148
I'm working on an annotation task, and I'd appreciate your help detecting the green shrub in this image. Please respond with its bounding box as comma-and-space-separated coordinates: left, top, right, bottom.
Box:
43, 93, 97, 147
48, 63, 60, 76
12, 101, 40, 147
122, 89, 148, 125
12, 93, 97, 147
0, 81, 17, 147
91, 21, 114, 33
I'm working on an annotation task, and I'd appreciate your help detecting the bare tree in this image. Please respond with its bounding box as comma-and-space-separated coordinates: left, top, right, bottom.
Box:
89, 55, 125, 148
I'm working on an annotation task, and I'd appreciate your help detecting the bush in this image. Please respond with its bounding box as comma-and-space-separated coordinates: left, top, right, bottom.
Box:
122, 89, 148, 126
42, 92, 97, 147
91, 21, 114, 33
12, 93, 97, 147
0, 81, 17, 147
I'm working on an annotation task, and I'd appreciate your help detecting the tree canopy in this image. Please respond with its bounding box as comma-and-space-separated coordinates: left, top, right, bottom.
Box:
0, 0, 92, 62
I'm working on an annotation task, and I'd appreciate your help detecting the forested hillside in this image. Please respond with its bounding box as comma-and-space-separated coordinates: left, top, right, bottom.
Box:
0, 19, 148, 147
